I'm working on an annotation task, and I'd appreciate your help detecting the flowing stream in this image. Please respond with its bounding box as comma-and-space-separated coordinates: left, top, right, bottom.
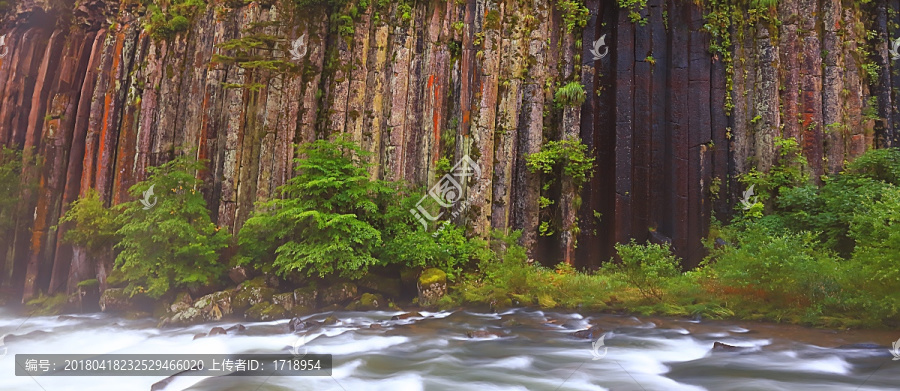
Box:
0, 308, 897, 390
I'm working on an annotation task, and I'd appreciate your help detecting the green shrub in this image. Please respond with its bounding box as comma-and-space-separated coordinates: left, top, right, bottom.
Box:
604, 240, 680, 300
554, 81, 586, 108
848, 187, 900, 319
239, 136, 399, 279
114, 154, 228, 298
58, 189, 119, 254
706, 224, 841, 312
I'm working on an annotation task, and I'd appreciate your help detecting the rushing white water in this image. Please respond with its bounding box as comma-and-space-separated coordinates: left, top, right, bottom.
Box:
0, 307, 896, 391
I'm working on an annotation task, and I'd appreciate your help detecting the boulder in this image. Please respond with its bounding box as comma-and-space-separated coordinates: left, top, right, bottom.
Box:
322, 315, 339, 325
228, 266, 250, 284
245, 302, 287, 321
169, 292, 193, 314
233, 286, 275, 313
572, 326, 604, 340
417, 268, 447, 307
226, 324, 246, 333
288, 317, 315, 332
208, 327, 227, 336
345, 293, 385, 311
192, 290, 233, 321
390, 312, 421, 320
272, 292, 295, 312
99, 288, 134, 313
320, 282, 357, 307
292, 286, 318, 314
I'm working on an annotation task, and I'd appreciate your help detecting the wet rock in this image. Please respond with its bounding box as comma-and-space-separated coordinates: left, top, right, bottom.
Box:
346, 293, 385, 311
320, 282, 357, 307
466, 330, 503, 338
572, 326, 604, 340
369, 323, 383, 329
245, 302, 287, 321
272, 292, 295, 312
288, 317, 314, 332
98, 288, 133, 313
292, 286, 318, 316
226, 324, 246, 333
167, 307, 203, 325
228, 266, 250, 285
417, 268, 447, 307
192, 333, 207, 340
192, 290, 233, 321
208, 327, 227, 336
391, 312, 421, 320
322, 315, 339, 325
233, 286, 276, 313
712, 342, 752, 352
169, 292, 192, 314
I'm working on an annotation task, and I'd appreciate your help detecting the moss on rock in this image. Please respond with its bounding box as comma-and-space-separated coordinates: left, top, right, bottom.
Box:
418, 268, 447, 286
245, 302, 287, 321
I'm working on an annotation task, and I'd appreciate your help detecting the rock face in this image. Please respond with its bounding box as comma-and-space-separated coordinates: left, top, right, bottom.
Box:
0, 0, 895, 302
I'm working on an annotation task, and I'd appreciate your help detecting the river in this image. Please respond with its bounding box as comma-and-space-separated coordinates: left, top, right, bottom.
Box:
0, 308, 897, 390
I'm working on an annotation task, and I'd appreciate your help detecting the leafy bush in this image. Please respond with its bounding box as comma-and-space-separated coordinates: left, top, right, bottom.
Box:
847, 187, 900, 319
705, 222, 842, 316
114, 154, 228, 298
554, 81, 587, 108
604, 240, 680, 300
58, 189, 120, 254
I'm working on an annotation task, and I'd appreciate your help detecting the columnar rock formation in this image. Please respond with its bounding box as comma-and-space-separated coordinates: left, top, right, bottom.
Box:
0, 0, 895, 302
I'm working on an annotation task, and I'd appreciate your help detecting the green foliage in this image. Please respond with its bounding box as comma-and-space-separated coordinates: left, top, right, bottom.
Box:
740, 137, 808, 207
557, 0, 589, 33
0, 147, 23, 232
114, 154, 228, 298
238, 135, 476, 280
847, 188, 900, 318
618, 0, 648, 25
146, 0, 207, 40
58, 189, 120, 254
526, 138, 595, 191
554, 81, 586, 108
604, 240, 680, 300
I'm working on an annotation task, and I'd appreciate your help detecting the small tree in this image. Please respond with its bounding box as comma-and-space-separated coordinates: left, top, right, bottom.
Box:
238, 135, 394, 279
114, 154, 228, 298
58, 189, 119, 254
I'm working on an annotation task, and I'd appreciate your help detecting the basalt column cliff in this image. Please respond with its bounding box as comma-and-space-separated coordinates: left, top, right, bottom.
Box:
0, 0, 896, 301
